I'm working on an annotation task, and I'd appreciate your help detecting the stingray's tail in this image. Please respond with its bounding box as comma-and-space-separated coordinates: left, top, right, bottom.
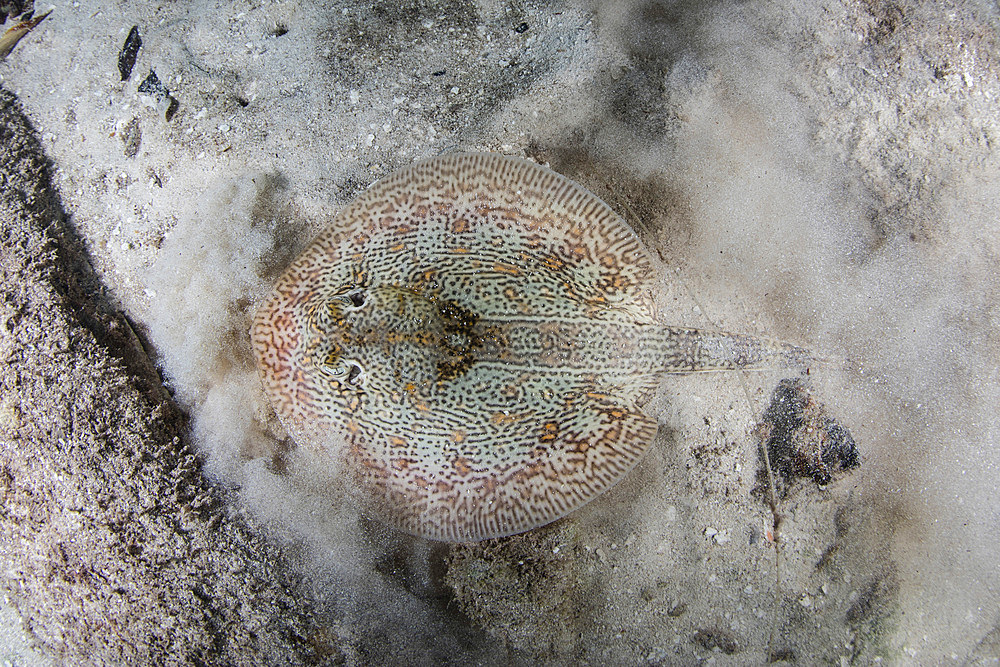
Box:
660, 326, 817, 372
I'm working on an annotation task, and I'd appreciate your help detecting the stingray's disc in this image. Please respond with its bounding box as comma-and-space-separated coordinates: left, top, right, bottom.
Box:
252, 153, 661, 541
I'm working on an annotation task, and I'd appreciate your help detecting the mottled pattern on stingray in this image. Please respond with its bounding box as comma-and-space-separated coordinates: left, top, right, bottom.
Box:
253, 153, 779, 541
251, 153, 667, 541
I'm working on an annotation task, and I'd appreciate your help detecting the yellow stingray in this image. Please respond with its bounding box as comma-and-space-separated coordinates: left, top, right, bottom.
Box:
252, 153, 809, 541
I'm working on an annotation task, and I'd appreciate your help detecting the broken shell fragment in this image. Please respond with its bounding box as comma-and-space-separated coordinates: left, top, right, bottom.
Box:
0, 10, 52, 60
118, 25, 141, 81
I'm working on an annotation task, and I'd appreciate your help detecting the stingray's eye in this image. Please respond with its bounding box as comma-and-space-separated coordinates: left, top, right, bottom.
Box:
321, 356, 350, 379
337, 288, 366, 309
319, 356, 364, 387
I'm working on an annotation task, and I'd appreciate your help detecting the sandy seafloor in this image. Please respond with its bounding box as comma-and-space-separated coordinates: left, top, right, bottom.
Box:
1, 0, 999, 664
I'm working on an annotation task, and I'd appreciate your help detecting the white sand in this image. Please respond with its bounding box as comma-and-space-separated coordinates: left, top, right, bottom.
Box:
2, 0, 998, 662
